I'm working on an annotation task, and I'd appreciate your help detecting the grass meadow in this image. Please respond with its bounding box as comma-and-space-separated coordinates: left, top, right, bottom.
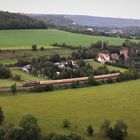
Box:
0, 79, 139, 140
0, 29, 139, 50
89, 61, 127, 72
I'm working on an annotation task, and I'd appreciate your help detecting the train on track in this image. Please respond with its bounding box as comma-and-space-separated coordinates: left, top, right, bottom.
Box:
23, 73, 120, 87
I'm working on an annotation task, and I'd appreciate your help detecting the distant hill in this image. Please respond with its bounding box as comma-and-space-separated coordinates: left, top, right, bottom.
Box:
28, 14, 140, 27
0, 11, 47, 29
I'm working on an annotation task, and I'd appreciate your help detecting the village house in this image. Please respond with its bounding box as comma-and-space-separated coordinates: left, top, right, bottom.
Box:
120, 49, 129, 60
111, 53, 119, 61
54, 60, 78, 69
21, 64, 30, 73
97, 52, 111, 64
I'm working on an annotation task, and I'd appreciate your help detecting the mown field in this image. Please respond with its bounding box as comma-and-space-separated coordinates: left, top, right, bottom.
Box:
0, 79, 140, 140
0, 29, 139, 50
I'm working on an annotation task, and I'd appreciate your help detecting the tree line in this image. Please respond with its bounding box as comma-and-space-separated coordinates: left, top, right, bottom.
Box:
0, 11, 47, 30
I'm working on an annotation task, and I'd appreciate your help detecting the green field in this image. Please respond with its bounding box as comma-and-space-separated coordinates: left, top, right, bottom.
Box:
0, 79, 22, 87
0, 59, 17, 65
89, 61, 127, 72
11, 68, 46, 81
0, 69, 46, 87
0, 79, 140, 140
0, 29, 139, 50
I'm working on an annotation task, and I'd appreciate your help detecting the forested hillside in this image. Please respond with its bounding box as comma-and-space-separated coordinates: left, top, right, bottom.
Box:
0, 11, 47, 29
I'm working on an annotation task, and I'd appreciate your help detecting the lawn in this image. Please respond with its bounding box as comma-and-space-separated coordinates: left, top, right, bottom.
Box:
0, 79, 140, 140
0, 69, 46, 87
0, 59, 17, 65
0, 29, 139, 50
11, 68, 46, 81
0, 79, 22, 87
89, 61, 127, 72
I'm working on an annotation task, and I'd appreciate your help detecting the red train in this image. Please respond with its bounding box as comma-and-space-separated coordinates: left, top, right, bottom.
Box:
23, 73, 120, 87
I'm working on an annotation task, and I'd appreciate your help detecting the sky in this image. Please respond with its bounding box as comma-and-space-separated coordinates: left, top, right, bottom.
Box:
0, 0, 140, 19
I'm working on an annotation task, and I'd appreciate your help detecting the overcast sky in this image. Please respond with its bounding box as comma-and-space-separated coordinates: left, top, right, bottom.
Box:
0, 0, 140, 19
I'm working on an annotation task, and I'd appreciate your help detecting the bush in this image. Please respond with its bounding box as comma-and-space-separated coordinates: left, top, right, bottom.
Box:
30, 85, 54, 93
0, 127, 5, 140
32, 44, 37, 51
0, 65, 12, 79
11, 83, 17, 95
87, 125, 93, 136
40, 46, 44, 51
13, 74, 21, 81
100, 120, 111, 136
0, 107, 4, 125
49, 54, 61, 63
100, 120, 128, 140
87, 76, 100, 86
19, 114, 41, 140
4, 127, 24, 140
63, 119, 70, 128
71, 81, 80, 88
16, 59, 29, 67
68, 133, 83, 140
44, 133, 83, 140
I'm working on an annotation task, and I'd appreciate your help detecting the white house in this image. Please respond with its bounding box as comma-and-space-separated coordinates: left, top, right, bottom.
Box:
97, 53, 111, 64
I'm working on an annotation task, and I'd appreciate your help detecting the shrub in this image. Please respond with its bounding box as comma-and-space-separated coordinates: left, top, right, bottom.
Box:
30, 86, 45, 93
87, 125, 93, 136
71, 81, 80, 88
32, 44, 37, 51
44, 85, 54, 91
11, 83, 17, 95
0, 127, 5, 140
4, 127, 24, 140
30, 85, 54, 93
13, 74, 21, 81
68, 133, 83, 140
100, 120, 111, 136
49, 54, 61, 63
87, 76, 100, 86
63, 119, 70, 128
106, 120, 128, 140
0, 65, 12, 79
0, 107, 4, 125
16, 59, 29, 67
40, 46, 44, 51
19, 114, 41, 140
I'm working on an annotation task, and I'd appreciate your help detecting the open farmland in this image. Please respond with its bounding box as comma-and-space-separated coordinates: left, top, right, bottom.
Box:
0, 29, 139, 50
0, 79, 140, 140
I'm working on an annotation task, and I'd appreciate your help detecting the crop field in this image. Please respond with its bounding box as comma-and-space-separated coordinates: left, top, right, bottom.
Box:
0, 79, 140, 140
89, 61, 127, 72
0, 29, 139, 50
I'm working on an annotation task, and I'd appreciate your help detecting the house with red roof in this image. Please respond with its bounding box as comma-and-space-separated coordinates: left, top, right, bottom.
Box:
97, 52, 111, 64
